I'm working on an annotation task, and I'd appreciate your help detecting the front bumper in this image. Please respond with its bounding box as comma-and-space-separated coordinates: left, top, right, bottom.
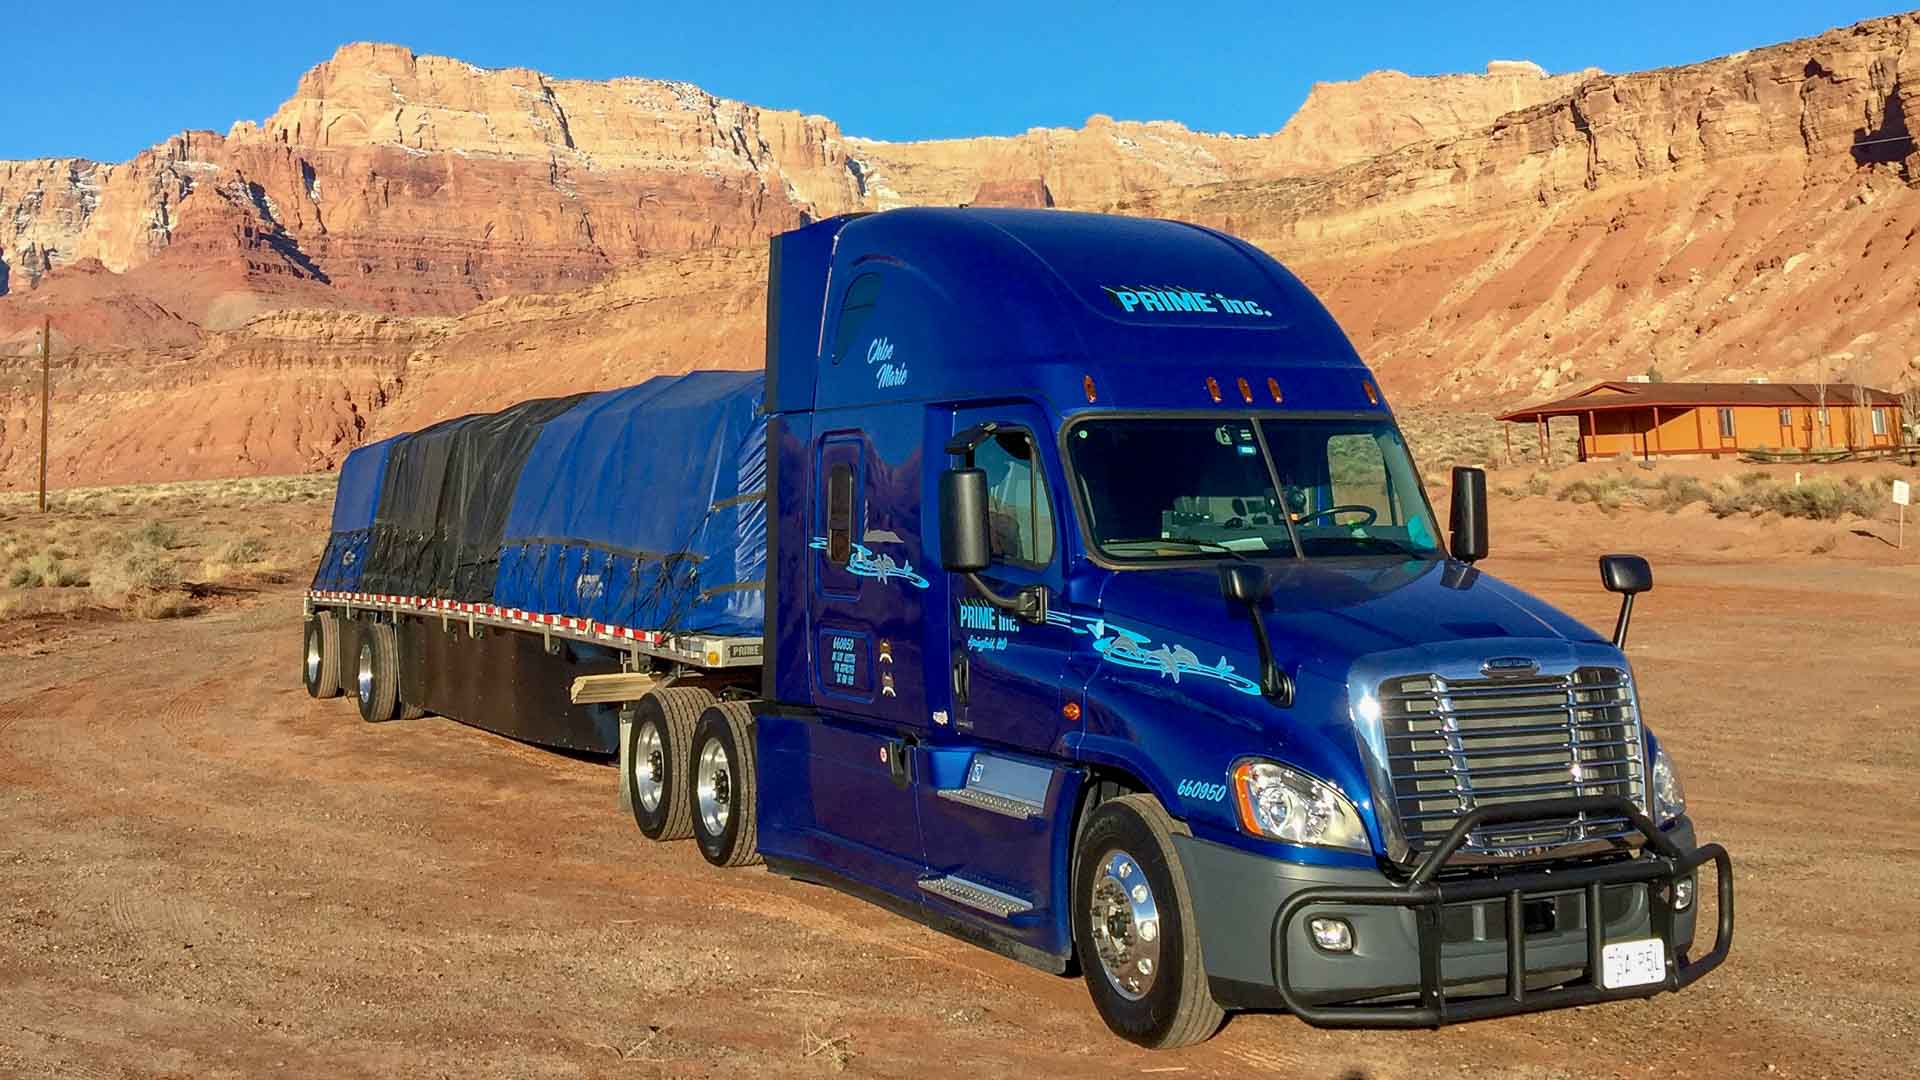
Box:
1176, 796, 1733, 1027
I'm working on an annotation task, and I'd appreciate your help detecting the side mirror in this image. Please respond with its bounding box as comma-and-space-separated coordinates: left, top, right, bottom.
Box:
939, 468, 991, 574
1218, 562, 1272, 606
1449, 466, 1489, 564
940, 465, 1047, 624
1599, 553, 1652, 649
1599, 554, 1652, 595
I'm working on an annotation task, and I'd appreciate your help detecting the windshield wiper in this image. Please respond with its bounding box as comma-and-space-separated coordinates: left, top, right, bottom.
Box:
1103, 536, 1259, 562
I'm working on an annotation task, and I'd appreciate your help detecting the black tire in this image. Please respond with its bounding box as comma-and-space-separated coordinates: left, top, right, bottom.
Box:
354, 622, 400, 724
688, 702, 761, 868
626, 687, 716, 840
303, 612, 342, 699
1072, 794, 1224, 1049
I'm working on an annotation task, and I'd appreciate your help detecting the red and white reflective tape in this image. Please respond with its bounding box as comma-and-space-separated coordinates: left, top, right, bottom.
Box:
308, 590, 666, 645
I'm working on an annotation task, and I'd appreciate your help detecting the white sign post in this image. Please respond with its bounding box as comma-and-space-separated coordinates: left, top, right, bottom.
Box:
1894, 479, 1911, 550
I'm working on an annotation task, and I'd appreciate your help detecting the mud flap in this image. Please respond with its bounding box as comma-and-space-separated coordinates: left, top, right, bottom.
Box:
618, 704, 635, 814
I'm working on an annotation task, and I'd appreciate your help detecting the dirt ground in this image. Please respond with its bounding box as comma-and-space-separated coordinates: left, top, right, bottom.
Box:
3, 505, 1918, 1077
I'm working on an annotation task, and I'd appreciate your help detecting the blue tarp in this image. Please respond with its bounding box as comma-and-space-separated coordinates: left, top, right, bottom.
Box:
312, 371, 767, 639
311, 436, 397, 593
494, 371, 767, 637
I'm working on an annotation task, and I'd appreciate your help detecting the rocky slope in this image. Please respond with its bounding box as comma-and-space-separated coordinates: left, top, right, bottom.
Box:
1118, 12, 1920, 400
1, 14, 1915, 488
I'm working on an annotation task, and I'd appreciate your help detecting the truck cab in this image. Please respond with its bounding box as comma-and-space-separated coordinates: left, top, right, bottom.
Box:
752, 208, 1729, 1045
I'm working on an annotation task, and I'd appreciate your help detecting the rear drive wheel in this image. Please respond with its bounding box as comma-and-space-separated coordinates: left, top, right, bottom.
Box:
303, 612, 341, 699
689, 702, 761, 868
354, 622, 399, 723
1072, 794, 1224, 1048
626, 687, 716, 840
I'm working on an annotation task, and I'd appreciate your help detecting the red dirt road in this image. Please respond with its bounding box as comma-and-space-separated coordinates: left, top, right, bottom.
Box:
3, 551, 1918, 1078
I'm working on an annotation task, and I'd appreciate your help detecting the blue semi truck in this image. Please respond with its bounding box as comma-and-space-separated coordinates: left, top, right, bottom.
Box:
303, 208, 1731, 1047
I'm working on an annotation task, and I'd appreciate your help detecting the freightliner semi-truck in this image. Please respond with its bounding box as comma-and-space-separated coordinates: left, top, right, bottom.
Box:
302, 208, 1732, 1047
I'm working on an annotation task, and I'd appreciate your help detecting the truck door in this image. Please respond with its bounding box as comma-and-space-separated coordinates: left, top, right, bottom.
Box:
916, 404, 1083, 958
784, 428, 928, 898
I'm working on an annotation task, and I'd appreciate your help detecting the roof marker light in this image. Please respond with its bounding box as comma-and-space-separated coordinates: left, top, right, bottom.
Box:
1363, 380, 1381, 405
1268, 377, 1284, 404
1236, 377, 1253, 404
1205, 376, 1222, 404
1084, 375, 1097, 403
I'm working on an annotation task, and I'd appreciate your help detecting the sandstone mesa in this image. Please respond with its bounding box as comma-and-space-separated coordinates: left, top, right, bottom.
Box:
0, 13, 1914, 488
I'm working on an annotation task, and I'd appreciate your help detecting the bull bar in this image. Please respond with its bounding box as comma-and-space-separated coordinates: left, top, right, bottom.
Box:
1275, 795, 1734, 1028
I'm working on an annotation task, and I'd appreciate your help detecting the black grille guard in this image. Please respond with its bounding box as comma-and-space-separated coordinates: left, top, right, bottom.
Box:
1274, 795, 1734, 1028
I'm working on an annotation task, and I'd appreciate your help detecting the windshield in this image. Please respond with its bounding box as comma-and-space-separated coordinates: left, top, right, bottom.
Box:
1065, 416, 1444, 561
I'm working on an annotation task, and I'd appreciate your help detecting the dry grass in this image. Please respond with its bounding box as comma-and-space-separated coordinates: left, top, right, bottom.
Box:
1537, 468, 1912, 522
0, 474, 333, 623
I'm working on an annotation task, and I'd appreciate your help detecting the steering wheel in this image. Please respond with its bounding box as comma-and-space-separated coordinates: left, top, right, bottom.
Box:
1294, 504, 1378, 527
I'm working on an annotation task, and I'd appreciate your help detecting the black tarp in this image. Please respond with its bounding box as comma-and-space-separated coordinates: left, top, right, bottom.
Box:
359, 394, 589, 600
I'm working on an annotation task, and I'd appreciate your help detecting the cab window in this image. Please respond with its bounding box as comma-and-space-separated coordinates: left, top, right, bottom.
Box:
973, 430, 1054, 568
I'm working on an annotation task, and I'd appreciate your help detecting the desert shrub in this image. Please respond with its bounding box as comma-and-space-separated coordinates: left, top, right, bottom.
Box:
90, 543, 180, 600
135, 521, 181, 550
1556, 473, 1639, 511
8, 550, 88, 588
130, 589, 196, 619
211, 537, 268, 564
1706, 475, 1885, 521
1648, 474, 1712, 511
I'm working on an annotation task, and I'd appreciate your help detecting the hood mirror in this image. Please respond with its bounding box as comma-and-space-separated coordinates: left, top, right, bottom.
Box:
1599, 554, 1652, 649
1217, 563, 1292, 706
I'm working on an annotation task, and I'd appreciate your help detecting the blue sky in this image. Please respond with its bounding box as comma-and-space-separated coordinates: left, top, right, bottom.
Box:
2, 1, 1906, 161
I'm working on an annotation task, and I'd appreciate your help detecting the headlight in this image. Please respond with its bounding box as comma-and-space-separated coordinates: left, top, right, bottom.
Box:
1229, 760, 1370, 851
1652, 746, 1686, 823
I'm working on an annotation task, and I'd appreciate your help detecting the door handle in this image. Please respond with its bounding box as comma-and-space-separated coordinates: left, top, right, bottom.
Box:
883, 737, 913, 789
951, 652, 970, 706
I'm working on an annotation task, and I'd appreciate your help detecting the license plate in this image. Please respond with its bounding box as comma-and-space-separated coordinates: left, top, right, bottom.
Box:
1601, 938, 1668, 989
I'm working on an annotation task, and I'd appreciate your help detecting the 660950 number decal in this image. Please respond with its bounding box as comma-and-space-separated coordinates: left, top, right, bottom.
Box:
1176, 778, 1229, 802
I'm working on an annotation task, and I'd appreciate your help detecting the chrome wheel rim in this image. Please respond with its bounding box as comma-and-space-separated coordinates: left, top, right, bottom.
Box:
357, 642, 374, 703
305, 628, 322, 685
633, 721, 665, 813
1089, 850, 1162, 1002
695, 739, 732, 837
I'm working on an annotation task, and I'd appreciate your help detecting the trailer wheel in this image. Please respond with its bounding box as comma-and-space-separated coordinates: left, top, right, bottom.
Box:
1072, 794, 1223, 1049
688, 702, 761, 868
626, 687, 716, 841
303, 612, 342, 699
354, 622, 400, 724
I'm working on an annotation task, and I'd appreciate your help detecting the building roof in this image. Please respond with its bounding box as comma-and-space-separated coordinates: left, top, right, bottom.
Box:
1498, 381, 1902, 422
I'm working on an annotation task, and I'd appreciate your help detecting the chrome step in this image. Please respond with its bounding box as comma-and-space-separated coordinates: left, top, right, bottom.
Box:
935, 786, 1042, 820
917, 874, 1033, 918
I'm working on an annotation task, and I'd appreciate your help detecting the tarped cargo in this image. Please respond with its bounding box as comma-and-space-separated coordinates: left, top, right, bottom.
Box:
494, 371, 767, 638
360, 394, 589, 600
311, 435, 397, 594
312, 371, 767, 639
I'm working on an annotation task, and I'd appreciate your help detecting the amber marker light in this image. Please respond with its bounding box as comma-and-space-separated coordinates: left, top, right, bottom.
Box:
1267, 377, 1284, 404
1363, 380, 1381, 405
1205, 376, 1222, 403
1083, 374, 1097, 403
1236, 377, 1253, 404
1062, 701, 1082, 722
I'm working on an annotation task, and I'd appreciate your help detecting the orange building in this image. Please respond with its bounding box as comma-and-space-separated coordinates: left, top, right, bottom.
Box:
1498, 381, 1907, 461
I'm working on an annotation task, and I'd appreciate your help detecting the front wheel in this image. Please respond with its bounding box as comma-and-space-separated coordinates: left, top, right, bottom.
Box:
1072, 794, 1223, 1048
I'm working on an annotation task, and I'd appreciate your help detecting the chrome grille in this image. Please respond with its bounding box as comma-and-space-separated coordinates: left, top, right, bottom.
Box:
1379, 666, 1645, 858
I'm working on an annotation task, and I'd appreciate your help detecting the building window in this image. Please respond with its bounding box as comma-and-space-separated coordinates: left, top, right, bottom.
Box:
1873, 408, 1890, 436
1779, 408, 1792, 426
1718, 408, 1736, 439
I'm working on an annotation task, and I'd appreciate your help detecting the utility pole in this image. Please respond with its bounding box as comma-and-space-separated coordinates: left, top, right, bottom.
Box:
38, 316, 50, 512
